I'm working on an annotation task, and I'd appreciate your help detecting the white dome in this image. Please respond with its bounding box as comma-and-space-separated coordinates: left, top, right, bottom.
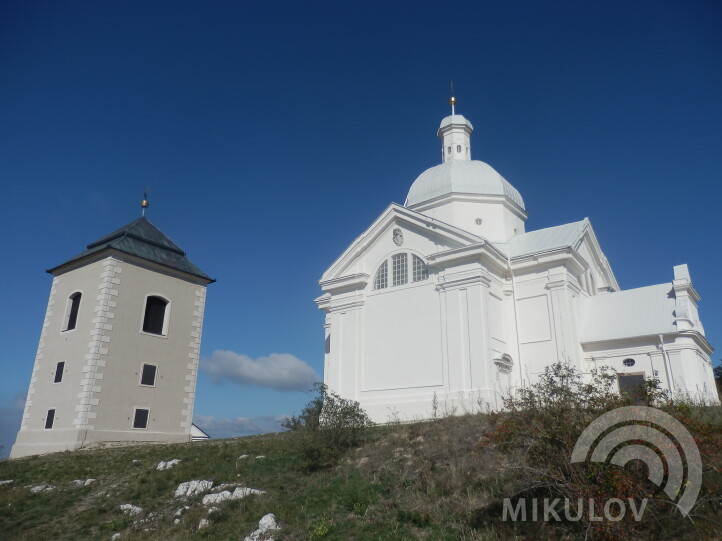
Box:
405, 159, 525, 210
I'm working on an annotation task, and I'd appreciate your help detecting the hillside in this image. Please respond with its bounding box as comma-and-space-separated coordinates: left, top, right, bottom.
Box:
1, 403, 721, 540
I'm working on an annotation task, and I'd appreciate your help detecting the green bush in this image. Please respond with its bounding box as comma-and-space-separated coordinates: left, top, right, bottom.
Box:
283, 383, 374, 471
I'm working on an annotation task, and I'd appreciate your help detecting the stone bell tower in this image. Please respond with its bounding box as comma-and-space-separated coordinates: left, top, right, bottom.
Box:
11, 202, 214, 458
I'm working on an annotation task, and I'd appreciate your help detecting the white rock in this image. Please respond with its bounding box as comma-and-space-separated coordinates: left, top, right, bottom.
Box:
232, 487, 265, 499
207, 506, 219, 514
157, 459, 181, 471
111, 533, 121, 540
30, 485, 55, 493
198, 518, 210, 530
173, 518, 180, 525
119, 504, 143, 516
238, 454, 249, 459
174, 480, 213, 498
0, 480, 13, 486
255, 455, 266, 459
244, 513, 281, 541
73, 479, 96, 487
202, 490, 232, 505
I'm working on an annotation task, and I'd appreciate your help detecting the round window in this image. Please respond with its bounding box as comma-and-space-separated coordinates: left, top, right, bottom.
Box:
623, 358, 635, 367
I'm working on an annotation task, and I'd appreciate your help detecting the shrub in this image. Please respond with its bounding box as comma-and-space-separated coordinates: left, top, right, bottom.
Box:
282, 383, 374, 471
477, 362, 722, 540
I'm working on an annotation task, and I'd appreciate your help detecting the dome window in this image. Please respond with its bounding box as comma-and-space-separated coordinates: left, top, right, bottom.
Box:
623, 358, 636, 367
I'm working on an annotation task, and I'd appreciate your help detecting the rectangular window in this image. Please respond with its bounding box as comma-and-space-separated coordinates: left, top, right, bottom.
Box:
133, 408, 149, 429
392, 253, 408, 286
54, 361, 65, 383
618, 374, 645, 405
45, 409, 55, 429
140, 364, 157, 386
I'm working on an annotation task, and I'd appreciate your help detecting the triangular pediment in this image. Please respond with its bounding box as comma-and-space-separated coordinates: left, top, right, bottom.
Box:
320, 203, 482, 284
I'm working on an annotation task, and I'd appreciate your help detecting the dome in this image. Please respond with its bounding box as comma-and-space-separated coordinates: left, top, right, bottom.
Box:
405, 159, 525, 210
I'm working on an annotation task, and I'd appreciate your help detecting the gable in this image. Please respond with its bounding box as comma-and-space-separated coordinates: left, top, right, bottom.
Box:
320, 204, 481, 284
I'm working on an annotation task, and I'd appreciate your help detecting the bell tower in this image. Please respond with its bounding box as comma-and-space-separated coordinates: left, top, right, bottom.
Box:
11, 201, 214, 458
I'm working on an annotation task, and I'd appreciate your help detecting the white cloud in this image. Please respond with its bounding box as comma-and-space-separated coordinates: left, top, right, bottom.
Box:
193, 414, 285, 439
201, 350, 319, 391
0, 393, 26, 459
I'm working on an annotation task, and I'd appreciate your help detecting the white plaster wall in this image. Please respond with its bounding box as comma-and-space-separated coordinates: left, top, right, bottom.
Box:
415, 199, 524, 242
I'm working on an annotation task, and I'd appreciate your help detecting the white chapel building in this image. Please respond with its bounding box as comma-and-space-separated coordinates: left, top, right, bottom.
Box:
316, 105, 718, 422
11, 213, 213, 458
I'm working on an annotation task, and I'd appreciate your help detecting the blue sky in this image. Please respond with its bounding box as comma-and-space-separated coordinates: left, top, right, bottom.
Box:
1, 1, 720, 458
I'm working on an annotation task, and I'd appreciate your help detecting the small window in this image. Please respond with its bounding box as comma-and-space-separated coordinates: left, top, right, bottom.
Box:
133, 408, 149, 429
447, 146, 451, 154
456, 145, 461, 153
140, 364, 157, 386
45, 409, 55, 429
618, 374, 645, 405
142, 296, 168, 335
623, 358, 636, 367
392, 253, 408, 286
54, 361, 65, 383
64, 292, 82, 331
324, 335, 331, 354
374, 260, 388, 290
412, 255, 428, 282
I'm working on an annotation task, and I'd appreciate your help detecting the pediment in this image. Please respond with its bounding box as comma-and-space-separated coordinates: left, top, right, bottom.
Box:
319, 203, 482, 286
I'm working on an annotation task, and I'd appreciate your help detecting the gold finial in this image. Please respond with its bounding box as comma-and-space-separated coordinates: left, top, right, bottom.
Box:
141, 187, 150, 217
449, 81, 456, 115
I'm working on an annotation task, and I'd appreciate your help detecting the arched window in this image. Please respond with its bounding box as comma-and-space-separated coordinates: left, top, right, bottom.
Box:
456, 145, 461, 153
373, 253, 429, 290
412, 255, 428, 282
64, 292, 82, 331
142, 296, 169, 335
392, 253, 408, 286
374, 260, 388, 290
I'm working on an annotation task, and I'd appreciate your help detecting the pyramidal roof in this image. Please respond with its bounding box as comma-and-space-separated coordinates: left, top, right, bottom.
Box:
49, 217, 213, 281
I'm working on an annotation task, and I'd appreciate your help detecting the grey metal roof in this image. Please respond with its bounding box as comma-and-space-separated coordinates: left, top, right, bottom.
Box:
49, 217, 213, 281
406, 160, 526, 210
495, 219, 588, 259
580, 283, 677, 343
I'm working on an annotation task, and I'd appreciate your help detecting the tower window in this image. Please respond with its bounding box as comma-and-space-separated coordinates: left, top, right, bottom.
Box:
53, 361, 65, 383
133, 408, 149, 429
140, 364, 157, 386
64, 292, 82, 331
392, 254, 408, 286
374, 260, 388, 290
45, 409, 55, 429
142, 296, 169, 335
447, 146, 451, 154
412, 255, 428, 282
456, 145, 461, 153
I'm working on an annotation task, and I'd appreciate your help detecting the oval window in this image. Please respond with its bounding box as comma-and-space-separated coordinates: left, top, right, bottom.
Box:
623, 358, 635, 367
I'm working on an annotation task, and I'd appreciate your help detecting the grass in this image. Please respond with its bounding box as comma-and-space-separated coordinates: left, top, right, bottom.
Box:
1, 404, 721, 540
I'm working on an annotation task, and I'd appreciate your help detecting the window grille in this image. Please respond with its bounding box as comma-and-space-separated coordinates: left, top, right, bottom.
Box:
412, 255, 428, 282
374, 260, 388, 289
392, 253, 408, 286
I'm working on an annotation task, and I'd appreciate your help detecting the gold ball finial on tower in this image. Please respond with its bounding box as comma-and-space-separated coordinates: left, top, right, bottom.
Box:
449, 96, 456, 106
141, 188, 150, 217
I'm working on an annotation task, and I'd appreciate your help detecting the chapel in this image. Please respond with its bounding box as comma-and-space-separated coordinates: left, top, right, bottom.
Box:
316, 100, 719, 422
